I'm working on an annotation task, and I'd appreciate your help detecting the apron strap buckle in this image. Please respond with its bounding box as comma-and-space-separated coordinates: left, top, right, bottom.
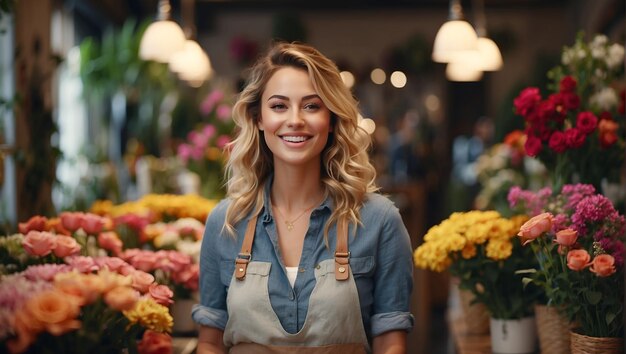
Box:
235, 253, 251, 280
334, 251, 350, 281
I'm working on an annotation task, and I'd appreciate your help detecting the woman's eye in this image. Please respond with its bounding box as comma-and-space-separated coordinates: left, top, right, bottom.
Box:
303, 103, 320, 111
270, 103, 287, 110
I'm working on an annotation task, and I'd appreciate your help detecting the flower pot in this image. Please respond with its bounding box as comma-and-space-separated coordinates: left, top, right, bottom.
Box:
570, 331, 624, 354
534, 304, 570, 354
490, 317, 537, 354
458, 288, 490, 335
171, 298, 198, 335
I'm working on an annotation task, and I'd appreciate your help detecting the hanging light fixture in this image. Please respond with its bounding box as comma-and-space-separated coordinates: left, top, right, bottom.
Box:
432, 0, 478, 63
446, 61, 483, 82
139, 0, 186, 63
471, 0, 503, 71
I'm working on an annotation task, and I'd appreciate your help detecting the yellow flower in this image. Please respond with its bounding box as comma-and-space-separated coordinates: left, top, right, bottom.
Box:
461, 243, 477, 259
486, 239, 513, 260
123, 298, 173, 333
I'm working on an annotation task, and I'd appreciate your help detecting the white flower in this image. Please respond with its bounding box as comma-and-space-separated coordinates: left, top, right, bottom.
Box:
562, 48, 575, 65
576, 48, 586, 60
155, 230, 180, 248
177, 240, 201, 262
606, 43, 625, 69
591, 34, 608, 47
589, 87, 618, 111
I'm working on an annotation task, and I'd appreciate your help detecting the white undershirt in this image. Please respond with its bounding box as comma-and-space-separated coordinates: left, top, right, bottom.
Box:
285, 266, 298, 287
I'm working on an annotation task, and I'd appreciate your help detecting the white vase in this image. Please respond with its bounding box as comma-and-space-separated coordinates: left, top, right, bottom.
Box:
490, 317, 538, 354
171, 298, 199, 334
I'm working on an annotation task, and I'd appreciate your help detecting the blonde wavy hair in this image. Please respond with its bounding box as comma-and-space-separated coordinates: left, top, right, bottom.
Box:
224, 42, 378, 239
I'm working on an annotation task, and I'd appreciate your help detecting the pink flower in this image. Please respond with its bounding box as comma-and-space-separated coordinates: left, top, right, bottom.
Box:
147, 283, 174, 306
130, 270, 155, 293
81, 213, 105, 235
98, 231, 123, 255
554, 228, 577, 247
216, 135, 232, 149
22, 231, 56, 256
589, 254, 616, 277
567, 249, 591, 271
189, 131, 208, 149
60, 212, 85, 232
64, 255, 99, 273
18, 216, 48, 234
202, 124, 217, 139
22, 264, 71, 282
53, 236, 81, 258
200, 90, 224, 115
216, 104, 232, 121
95, 256, 130, 273
518, 212, 553, 244
177, 143, 193, 164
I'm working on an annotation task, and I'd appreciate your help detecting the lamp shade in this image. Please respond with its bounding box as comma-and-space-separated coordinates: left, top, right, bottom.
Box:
432, 20, 478, 63
139, 20, 186, 63
169, 40, 212, 82
475, 37, 503, 71
446, 61, 483, 82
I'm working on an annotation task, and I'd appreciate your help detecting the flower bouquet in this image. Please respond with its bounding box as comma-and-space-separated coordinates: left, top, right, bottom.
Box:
414, 210, 542, 320
513, 33, 625, 190
0, 256, 174, 354
511, 184, 625, 339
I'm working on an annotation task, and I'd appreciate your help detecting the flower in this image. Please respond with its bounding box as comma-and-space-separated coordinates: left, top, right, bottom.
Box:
414, 210, 541, 319
512, 183, 625, 338
177, 88, 235, 199
513, 33, 625, 190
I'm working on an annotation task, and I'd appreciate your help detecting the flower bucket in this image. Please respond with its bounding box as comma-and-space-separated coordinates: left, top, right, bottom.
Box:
171, 299, 198, 334
535, 304, 570, 354
570, 331, 624, 354
458, 289, 490, 335
490, 317, 537, 354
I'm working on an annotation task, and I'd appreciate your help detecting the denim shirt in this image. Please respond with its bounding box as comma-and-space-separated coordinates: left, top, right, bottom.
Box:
192, 183, 414, 340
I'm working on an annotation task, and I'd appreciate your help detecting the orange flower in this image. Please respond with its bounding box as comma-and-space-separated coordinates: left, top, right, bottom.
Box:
137, 330, 173, 354
589, 254, 616, 277
54, 272, 104, 305
567, 249, 591, 271
104, 286, 140, 311
46, 217, 72, 236
598, 118, 618, 148
98, 231, 123, 255
554, 228, 577, 247
517, 212, 553, 245
53, 235, 81, 258
130, 270, 155, 293
22, 231, 56, 256
6, 311, 39, 354
26, 289, 82, 336
18, 215, 48, 234
60, 212, 85, 232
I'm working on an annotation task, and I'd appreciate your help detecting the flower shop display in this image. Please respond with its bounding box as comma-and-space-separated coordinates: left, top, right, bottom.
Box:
474, 130, 547, 213
414, 210, 543, 352
513, 33, 625, 191
511, 183, 625, 351
176, 88, 235, 199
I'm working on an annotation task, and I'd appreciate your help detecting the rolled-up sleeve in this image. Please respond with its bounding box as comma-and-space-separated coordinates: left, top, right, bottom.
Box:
192, 202, 230, 330
371, 204, 415, 337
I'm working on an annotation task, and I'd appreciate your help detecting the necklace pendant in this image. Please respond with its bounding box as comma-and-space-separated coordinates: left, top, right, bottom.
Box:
285, 221, 294, 231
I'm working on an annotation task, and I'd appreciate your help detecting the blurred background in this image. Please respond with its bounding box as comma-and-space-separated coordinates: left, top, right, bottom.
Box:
0, 0, 623, 353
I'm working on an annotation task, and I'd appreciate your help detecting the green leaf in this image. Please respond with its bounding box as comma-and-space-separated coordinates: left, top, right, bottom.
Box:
515, 268, 537, 275
605, 312, 616, 325
585, 290, 602, 305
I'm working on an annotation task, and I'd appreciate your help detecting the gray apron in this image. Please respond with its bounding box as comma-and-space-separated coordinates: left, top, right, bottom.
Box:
223, 215, 370, 354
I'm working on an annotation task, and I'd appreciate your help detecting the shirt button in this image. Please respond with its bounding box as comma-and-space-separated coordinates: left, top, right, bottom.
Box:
315, 264, 321, 269
299, 267, 305, 273
288, 292, 295, 301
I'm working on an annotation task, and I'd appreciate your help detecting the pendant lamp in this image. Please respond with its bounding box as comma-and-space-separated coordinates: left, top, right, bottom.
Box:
139, 0, 186, 63
432, 0, 478, 63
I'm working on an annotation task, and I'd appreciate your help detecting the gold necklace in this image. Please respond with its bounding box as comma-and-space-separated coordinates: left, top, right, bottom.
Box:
272, 202, 317, 231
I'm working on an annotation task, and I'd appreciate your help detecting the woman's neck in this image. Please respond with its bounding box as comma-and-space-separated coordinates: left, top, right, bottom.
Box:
271, 164, 325, 212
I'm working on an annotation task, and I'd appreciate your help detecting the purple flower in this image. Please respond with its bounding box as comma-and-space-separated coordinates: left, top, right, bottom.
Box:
571, 195, 620, 235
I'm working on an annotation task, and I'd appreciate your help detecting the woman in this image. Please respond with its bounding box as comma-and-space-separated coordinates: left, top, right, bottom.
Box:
192, 42, 414, 354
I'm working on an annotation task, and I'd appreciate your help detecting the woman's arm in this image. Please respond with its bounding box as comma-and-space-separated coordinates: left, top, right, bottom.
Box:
372, 330, 406, 354
196, 326, 226, 354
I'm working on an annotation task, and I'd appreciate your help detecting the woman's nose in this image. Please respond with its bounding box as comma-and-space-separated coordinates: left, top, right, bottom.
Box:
286, 109, 305, 127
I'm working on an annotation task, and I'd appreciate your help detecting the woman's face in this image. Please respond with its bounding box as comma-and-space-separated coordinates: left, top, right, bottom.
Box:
258, 66, 333, 169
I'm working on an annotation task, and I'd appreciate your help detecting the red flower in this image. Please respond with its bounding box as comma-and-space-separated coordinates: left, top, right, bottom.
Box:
576, 111, 598, 134
524, 134, 543, 157
514, 87, 541, 117
559, 76, 577, 93
565, 128, 586, 148
18, 215, 48, 234
548, 131, 568, 153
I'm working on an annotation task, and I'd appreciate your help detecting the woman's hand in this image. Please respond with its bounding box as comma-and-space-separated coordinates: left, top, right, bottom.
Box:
372, 330, 406, 354
196, 325, 226, 354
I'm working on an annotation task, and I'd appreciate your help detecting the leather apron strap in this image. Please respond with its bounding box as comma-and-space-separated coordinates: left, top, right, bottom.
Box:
235, 214, 350, 281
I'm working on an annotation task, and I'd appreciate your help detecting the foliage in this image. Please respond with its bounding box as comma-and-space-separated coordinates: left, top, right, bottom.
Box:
511, 184, 625, 338
414, 210, 542, 319
513, 33, 625, 191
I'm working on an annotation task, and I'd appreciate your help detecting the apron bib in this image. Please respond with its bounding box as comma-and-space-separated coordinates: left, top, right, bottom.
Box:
223, 216, 370, 354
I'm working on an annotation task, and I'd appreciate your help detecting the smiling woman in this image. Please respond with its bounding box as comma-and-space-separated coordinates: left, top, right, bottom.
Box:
192, 42, 415, 354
